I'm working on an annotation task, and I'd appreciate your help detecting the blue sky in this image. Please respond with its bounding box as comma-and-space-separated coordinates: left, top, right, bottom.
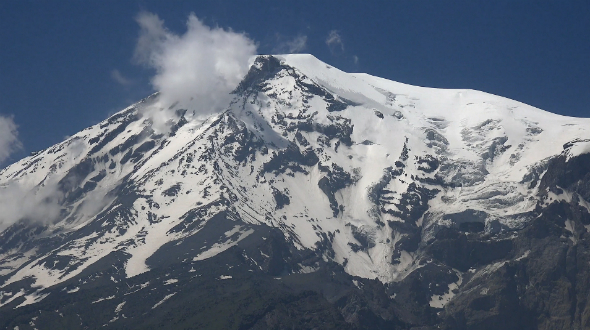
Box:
0, 1, 589, 166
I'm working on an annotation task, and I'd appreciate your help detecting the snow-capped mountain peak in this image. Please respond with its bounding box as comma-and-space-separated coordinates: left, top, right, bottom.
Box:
2, 54, 590, 329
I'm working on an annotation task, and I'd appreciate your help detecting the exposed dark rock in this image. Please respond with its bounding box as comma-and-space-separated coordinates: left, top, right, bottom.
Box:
318, 164, 353, 216
349, 224, 375, 250
538, 152, 590, 202
417, 155, 439, 173
386, 183, 440, 224
261, 143, 319, 175
162, 183, 181, 197
427, 227, 513, 272
286, 116, 354, 147
482, 136, 510, 162
392, 111, 404, 119
425, 129, 449, 146
272, 187, 291, 210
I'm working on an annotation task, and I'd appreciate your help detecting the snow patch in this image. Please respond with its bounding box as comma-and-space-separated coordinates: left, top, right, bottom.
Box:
114, 301, 126, 313
515, 250, 530, 261
152, 293, 176, 309
565, 220, 577, 244
164, 278, 178, 285
193, 228, 254, 261
92, 295, 115, 304
67, 287, 79, 293
16, 291, 49, 308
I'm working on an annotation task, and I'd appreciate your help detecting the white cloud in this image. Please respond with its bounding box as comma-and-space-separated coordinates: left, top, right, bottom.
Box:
110, 69, 132, 86
326, 30, 344, 51
0, 115, 22, 165
76, 187, 115, 223
0, 180, 62, 232
273, 35, 307, 54
287, 35, 307, 53
353, 55, 359, 65
133, 11, 257, 131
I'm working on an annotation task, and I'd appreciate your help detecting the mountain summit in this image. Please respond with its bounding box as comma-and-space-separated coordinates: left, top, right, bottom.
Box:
2, 55, 590, 329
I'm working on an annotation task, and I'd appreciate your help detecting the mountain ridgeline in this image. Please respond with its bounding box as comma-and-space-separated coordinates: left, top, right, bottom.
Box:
1, 55, 590, 329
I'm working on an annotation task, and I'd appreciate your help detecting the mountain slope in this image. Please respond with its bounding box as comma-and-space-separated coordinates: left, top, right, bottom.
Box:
1, 54, 590, 329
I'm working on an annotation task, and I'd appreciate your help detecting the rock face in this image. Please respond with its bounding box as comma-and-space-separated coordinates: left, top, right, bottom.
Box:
1, 54, 590, 329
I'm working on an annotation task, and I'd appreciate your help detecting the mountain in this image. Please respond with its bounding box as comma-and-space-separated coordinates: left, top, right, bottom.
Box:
2, 54, 590, 329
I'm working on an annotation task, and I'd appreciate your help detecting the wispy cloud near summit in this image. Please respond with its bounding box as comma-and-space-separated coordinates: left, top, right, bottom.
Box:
273, 34, 307, 54
134, 11, 257, 129
0, 115, 21, 166
326, 30, 344, 52
110, 69, 132, 86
